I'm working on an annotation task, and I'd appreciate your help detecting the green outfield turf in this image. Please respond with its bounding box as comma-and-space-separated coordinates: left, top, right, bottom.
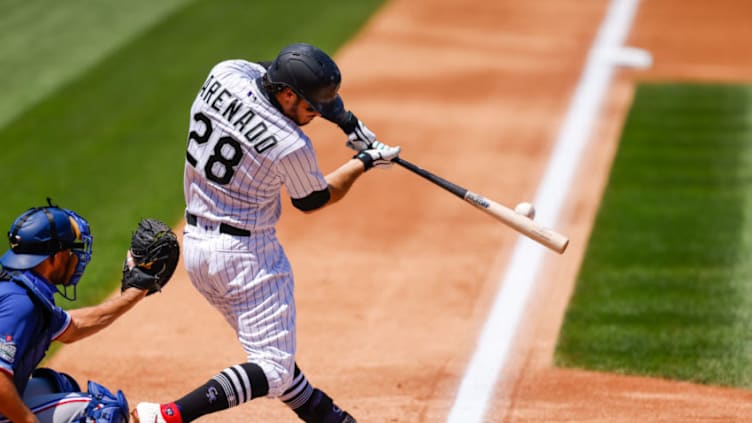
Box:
0, 0, 384, 306
0, 0, 193, 128
555, 83, 752, 388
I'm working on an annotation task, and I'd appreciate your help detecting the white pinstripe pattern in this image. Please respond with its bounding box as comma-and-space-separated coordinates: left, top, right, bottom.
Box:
183, 224, 296, 397
184, 60, 327, 232
182, 59, 325, 397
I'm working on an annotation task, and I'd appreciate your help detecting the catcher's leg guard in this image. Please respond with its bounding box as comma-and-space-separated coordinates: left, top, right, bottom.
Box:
20, 378, 126, 423
84, 380, 129, 423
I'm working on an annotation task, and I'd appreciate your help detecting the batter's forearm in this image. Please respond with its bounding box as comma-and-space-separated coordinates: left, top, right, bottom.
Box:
324, 159, 366, 206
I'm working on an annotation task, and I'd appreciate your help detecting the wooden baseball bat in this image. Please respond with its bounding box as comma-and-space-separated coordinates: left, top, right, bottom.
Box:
393, 157, 569, 254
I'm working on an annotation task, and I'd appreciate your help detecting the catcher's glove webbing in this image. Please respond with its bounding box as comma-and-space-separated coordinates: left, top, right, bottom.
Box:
121, 218, 179, 295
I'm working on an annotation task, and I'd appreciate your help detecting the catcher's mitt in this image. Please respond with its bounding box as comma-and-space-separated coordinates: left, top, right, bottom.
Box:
121, 218, 179, 295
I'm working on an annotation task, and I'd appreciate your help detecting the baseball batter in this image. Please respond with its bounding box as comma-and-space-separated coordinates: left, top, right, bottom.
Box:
133, 43, 399, 423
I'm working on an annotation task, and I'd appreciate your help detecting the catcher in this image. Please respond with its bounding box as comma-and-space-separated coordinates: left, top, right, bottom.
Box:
0, 201, 179, 423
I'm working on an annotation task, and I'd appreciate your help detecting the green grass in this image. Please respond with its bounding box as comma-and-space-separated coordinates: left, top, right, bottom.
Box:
555, 83, 752, 387
0, 0, 195, 129
0, 0, 384, 307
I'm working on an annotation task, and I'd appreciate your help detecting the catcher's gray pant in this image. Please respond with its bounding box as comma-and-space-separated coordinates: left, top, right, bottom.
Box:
21, 377, 91, 423
0, 374, 127, 423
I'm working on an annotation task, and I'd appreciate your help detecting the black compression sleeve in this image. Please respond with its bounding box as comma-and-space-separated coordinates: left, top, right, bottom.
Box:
319, 95, 359, 133
336, 111, 359, 134
291, 188, 331, 211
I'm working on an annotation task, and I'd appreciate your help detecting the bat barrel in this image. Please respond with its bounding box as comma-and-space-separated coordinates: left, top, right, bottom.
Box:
394, 156, 569, 254
464, 191, 569, 253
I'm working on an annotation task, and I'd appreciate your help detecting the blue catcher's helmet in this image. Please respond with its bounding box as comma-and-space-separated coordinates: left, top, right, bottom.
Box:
1, 202, 93, 287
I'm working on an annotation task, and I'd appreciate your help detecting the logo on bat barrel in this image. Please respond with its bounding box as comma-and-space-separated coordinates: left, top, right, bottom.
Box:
465, 192, 489, 208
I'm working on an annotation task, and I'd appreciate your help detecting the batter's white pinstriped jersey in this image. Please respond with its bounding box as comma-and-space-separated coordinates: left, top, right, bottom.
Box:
184, 59, 328, 231
181, 60, 327, 397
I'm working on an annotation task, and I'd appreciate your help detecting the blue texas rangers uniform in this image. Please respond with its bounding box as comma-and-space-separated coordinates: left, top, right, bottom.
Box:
0, 270, 71, 393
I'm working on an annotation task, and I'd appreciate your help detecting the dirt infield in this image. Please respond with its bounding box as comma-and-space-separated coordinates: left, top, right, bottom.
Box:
47, 0, 752, 421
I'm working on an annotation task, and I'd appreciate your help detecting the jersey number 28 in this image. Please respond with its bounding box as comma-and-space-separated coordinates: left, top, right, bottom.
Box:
185, 112, 243, 185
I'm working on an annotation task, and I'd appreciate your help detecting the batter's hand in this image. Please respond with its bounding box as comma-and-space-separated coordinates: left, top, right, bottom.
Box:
345, 119, 378, 152
354, 142, 400, 171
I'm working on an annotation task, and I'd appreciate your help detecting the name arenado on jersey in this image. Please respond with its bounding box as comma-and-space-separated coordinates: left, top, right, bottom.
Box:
197, 74, 277, 154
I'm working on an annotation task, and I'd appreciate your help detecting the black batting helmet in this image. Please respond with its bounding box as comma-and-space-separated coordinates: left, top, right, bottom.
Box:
265, 43, 341, 112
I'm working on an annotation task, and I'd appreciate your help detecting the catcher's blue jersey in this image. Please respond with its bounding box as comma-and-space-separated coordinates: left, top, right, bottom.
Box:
0, 271, 71, 393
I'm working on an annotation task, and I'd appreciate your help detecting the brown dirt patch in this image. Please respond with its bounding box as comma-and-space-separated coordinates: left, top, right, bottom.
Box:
47, 0, 752, 422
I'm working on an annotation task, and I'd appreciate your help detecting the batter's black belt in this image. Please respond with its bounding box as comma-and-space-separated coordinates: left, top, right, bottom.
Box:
185, 212, 250, 237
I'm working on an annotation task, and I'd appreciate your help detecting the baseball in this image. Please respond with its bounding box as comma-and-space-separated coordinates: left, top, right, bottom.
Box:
515, 202, 536, 219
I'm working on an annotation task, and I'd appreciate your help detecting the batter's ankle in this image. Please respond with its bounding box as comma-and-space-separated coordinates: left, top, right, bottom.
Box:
291, 388, 356, 423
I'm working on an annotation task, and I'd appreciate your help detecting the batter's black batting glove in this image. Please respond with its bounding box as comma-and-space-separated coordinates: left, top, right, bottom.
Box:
319, 97, 379, 152
339, 113, 378, 152
354, 142, 400, 171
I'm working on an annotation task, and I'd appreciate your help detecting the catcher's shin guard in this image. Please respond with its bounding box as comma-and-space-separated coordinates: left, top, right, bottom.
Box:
84, 381, 129, 423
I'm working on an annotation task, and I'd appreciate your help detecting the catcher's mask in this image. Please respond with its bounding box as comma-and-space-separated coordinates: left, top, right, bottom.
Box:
0, 199, 93, 300
264, 43, 342, 113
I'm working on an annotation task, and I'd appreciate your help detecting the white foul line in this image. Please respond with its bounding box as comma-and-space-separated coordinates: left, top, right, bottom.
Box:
446, 1, 648, 422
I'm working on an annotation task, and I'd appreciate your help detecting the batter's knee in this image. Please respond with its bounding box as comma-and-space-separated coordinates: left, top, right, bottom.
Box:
251, 356, 296, 398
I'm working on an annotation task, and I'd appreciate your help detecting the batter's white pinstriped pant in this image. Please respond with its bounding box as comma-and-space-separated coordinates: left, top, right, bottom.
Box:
183, 224, 297, 398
